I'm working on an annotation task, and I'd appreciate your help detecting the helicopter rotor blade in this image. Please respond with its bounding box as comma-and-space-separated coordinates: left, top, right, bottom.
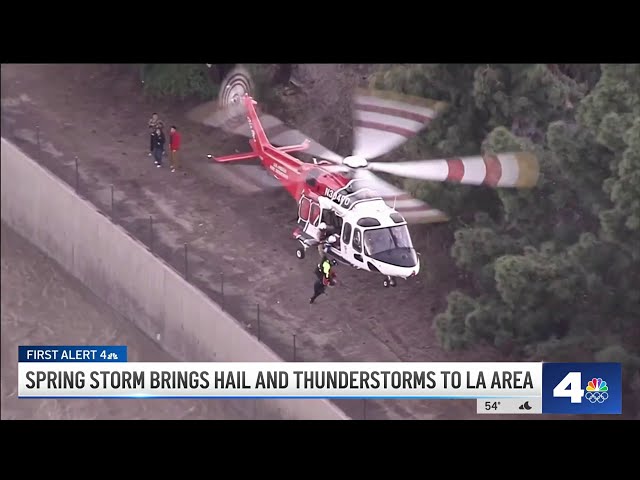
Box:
187, 101, 250, 135
319, 164, 353, 175
352, 88, 448, 160
189, 99, 344, 165
366, 152, 540, 188
352, 169, 449, 224
259, 118, 344, 164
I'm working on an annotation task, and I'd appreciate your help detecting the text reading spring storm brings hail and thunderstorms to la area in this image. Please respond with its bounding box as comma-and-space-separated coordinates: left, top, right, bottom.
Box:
20, 361, 540, 399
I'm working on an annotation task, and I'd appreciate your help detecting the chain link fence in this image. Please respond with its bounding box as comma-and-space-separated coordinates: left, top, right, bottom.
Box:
23, 124, 373, 420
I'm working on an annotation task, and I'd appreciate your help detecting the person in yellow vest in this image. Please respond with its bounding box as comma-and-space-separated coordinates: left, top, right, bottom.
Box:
310, 257, 337, 304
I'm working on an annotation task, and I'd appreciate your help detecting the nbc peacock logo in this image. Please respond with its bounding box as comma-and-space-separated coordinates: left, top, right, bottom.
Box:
585, 377, 609, 404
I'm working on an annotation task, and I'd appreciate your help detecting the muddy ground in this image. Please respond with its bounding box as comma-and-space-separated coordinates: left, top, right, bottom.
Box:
2, 64, 536, 420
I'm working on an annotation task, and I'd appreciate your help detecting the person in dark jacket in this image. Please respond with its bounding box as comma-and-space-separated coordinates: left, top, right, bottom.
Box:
148, 113, 161, 156
152, 127, 165, 168
310, 257, 337, 304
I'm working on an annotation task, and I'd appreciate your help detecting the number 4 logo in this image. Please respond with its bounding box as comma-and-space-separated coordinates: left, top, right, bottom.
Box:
553, 371, 585, 403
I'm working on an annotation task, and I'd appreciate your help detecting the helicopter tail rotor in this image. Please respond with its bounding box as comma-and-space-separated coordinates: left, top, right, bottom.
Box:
187, 66, 253, 136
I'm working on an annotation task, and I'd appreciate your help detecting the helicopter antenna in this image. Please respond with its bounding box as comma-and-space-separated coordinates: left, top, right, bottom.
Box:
393, 196, 397, 209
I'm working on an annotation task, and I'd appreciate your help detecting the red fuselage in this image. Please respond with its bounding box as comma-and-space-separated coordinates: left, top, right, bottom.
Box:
213, 94, 351, 205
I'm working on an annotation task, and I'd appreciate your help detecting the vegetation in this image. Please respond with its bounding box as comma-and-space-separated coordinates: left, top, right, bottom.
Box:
140, 64, 219, 100
144, 63, 640, 411
139, 64, 290, 102
370, 64, 640, 405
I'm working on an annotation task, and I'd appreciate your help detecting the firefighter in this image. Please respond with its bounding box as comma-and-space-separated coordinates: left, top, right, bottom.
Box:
309, 256, 336, 304
317, 222, 328, 257
317, 223, 338, 257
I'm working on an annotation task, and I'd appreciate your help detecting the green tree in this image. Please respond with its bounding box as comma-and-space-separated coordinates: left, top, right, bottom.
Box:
139, 63, 291, 106
371, 64, 640, 409
141, 64, 219, 100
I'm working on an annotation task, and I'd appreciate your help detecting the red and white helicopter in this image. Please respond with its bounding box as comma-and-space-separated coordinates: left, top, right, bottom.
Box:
196, 66, 540, 288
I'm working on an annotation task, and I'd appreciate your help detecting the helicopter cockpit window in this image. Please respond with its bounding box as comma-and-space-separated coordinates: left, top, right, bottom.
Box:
364, 225, 412, 256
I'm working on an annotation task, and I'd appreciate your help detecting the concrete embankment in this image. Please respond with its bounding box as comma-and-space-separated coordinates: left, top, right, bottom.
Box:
1, 138, 349, 420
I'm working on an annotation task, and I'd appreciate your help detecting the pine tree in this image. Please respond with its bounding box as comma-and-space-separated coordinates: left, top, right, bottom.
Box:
371, 64, 640, 409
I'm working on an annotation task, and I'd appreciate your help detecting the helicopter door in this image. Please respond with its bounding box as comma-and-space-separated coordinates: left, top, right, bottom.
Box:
297, 196, 312, 229
309, 202, 321, 227
304, 201, 323, 240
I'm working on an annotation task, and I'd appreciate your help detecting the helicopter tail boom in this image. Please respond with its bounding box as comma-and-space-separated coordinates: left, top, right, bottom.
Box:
211, 151, 260, 163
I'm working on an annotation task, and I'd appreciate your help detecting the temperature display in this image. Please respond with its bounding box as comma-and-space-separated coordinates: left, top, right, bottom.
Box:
476, 398, 542, 414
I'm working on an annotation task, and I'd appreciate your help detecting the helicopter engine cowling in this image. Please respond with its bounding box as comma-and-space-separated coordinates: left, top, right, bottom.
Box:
342, 155, 368, 169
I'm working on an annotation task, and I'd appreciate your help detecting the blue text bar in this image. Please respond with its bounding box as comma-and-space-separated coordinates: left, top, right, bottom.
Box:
19, 346, 128, 362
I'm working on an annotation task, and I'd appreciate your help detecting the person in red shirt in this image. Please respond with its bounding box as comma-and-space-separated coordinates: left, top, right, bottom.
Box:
169, 125, 182, 173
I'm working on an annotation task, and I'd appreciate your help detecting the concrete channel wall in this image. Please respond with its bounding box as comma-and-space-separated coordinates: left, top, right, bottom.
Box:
1, 138, 349, 420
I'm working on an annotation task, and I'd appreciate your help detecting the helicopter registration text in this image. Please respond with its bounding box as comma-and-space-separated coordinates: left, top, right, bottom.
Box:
324, 187, 351, 207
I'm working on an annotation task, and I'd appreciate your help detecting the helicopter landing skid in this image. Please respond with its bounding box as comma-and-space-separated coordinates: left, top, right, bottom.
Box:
294, 232, 320, 260
295, 238, 312, 259
383, 276, 397, 288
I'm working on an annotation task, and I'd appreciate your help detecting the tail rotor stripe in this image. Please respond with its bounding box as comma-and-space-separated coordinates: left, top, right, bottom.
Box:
355, 88, 448, 112
354, 121, 418, 139
352, 88, 448, 160
482, 154, 503, 187
355, 103, 433, 124
445, 158, 465, 182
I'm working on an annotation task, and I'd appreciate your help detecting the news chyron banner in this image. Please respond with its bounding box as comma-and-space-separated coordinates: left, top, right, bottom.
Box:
18, 346, 622, 415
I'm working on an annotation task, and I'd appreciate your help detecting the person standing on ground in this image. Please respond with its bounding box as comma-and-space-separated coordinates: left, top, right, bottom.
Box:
153, 127, 165, 168
169, 125, 182, 173
148, 113, 161, 156
158, 121, 167, 157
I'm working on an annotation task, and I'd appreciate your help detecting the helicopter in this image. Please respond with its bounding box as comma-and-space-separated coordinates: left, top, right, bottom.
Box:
195, 66, 540, 288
